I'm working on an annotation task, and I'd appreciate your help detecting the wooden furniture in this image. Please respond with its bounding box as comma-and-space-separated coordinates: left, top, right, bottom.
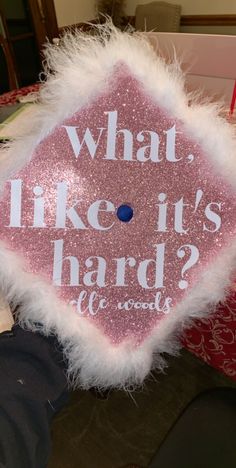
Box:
0, 33, 18, 91
0, 1, 58, 93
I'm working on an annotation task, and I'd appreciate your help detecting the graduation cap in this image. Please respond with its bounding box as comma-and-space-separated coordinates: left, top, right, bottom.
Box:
0, 25, 235, 389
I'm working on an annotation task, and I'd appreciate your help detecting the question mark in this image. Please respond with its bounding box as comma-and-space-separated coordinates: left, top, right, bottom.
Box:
177, 244, 199, 290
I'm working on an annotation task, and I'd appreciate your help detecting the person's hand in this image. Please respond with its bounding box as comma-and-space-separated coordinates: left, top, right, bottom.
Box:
0, 292, 14, 333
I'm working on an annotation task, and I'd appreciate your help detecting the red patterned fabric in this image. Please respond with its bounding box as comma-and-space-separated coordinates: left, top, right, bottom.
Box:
183, 291, 236, 381
0, 86, 236, 381
0, 84, 40, 106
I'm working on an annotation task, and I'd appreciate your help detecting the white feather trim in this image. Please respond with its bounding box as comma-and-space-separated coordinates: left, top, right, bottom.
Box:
0, 23, 235, 389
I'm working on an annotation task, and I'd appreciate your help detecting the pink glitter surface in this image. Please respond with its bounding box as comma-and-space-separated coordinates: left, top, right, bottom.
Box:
0, 65, 236, 345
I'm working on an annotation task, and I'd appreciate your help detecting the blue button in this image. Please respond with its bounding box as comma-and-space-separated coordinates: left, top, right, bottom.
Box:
117, 204, 133, 222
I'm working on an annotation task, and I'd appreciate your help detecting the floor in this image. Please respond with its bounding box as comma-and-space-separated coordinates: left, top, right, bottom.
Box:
48, 349, 236, 468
